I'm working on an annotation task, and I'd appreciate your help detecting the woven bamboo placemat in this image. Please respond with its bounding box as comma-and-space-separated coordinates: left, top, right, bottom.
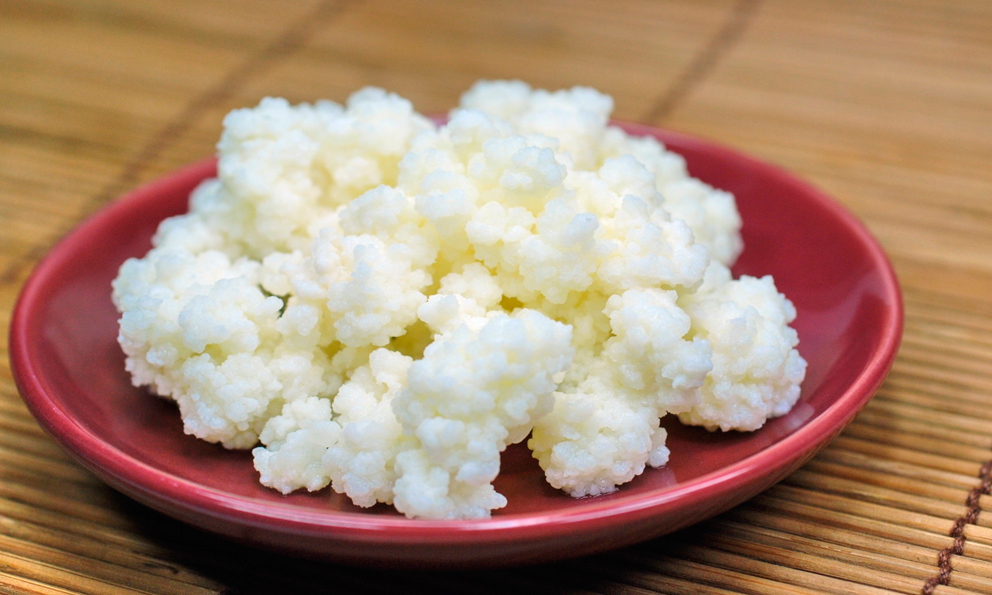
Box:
2, 1, 991, 593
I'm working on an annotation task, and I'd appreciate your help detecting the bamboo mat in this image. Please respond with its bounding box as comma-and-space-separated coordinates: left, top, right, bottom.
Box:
2, 0, 992, 593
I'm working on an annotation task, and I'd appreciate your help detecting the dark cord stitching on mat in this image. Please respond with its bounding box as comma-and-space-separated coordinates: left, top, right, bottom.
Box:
921, 459, 992, 594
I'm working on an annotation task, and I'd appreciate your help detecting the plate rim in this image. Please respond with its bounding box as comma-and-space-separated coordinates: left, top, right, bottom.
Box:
9, 124, 904, 552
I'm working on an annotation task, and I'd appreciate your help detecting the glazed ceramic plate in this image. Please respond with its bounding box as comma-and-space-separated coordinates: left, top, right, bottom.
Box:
10, 124, 902, 568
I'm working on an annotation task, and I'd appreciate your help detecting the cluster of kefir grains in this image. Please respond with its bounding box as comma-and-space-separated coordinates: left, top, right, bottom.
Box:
113, 81, 805, 518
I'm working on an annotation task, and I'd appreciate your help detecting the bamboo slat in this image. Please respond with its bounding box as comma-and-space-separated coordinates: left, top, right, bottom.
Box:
2, 0, 992, 593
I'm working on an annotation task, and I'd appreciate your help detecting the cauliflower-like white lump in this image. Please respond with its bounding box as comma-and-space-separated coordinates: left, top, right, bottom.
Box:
113, 80, 805, 519
390, 309, 572, 518
677, 262, 807, 431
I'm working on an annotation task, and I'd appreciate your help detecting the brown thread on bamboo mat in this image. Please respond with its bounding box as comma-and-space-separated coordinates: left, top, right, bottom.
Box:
921, 459, 992, 594
0, 0, 354, 286
643, 0, 760, 123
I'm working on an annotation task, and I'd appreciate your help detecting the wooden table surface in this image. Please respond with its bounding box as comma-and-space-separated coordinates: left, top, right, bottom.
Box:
2, 1, 992, 593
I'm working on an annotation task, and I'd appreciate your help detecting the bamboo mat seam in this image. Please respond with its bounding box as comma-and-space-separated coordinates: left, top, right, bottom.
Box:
922, 460, 992, 594
0, 0, 354, 288
645, 0, 759, 123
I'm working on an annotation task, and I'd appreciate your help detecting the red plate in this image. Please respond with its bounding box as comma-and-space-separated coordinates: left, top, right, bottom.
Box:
9, 124, 902, 568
